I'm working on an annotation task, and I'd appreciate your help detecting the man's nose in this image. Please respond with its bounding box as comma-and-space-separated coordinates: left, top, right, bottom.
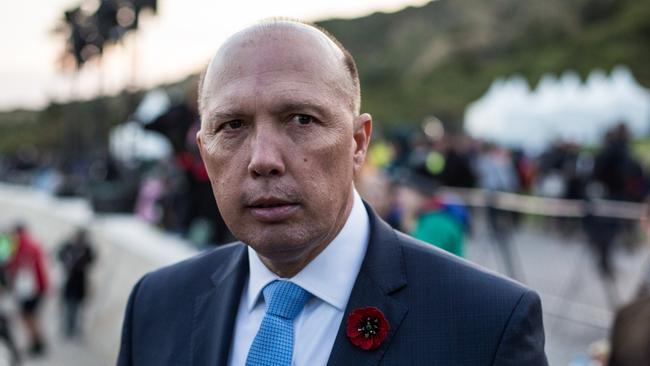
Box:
247, 127, 286, 178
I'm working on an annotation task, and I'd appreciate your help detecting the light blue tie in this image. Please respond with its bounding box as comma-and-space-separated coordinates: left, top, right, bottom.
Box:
246, 280, 311, 366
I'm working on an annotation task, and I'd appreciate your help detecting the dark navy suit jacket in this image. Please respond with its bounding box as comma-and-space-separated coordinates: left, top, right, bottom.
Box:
117, 204, 547, 365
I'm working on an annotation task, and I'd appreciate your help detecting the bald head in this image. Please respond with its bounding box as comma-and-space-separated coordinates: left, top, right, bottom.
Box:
198, 20, 360, 118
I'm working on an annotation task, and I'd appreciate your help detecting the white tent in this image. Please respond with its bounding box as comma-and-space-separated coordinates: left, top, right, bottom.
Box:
464, 66, 650, 151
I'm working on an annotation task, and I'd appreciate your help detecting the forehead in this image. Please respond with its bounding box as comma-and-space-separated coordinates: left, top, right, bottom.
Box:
201, 24, 351, 113
217, 24, 342, 74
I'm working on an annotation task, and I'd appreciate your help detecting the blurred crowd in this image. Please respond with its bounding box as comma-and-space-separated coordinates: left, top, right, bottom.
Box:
359, 122, 650, 366
0, 223, 94, 365
369, 122, 645, 202
361, 123, 648, 269
2, 105, 648, 247
1, 92, 649, 365
0, 89, 234, 248
1, 97, 649, 278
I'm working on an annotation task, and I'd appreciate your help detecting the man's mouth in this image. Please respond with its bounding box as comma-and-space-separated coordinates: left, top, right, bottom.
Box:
247, 198, 300, 222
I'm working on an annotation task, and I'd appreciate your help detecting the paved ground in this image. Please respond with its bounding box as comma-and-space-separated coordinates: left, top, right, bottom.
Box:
6, 267, 109, 366
9, 211, 649, 366
465, 212, 649, 366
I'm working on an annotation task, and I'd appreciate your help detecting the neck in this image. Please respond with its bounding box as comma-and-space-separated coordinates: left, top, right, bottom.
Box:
260, 254, 317, 278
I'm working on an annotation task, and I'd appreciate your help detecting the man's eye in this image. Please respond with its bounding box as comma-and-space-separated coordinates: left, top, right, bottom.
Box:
293, 114, 314, 125
225, 120, 243, 129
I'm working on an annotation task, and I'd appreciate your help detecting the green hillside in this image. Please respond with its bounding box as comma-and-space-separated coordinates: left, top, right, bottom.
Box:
1, 0, 649, 153
0, 91, 141, 153
318, 0, 650, 127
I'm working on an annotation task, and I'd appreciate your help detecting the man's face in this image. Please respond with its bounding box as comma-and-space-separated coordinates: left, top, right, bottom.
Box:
197, 27, 370, 267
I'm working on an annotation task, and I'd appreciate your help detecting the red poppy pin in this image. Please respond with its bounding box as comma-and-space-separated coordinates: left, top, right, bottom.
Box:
346, 307, 390, 350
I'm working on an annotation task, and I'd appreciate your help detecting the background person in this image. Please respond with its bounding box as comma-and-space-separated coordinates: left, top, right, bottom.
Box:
58, 228, 95, 339
7, 224, 49, 356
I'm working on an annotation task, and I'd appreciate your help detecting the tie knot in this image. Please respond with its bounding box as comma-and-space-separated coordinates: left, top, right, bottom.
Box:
263, 280, 311, 320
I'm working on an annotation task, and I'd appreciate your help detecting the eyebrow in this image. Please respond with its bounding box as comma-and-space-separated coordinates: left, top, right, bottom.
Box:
269, 101, 330, 118
204, 109, 243, 123
205, 101, 331, 123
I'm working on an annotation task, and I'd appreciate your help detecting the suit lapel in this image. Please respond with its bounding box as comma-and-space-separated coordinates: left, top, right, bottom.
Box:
190, 245, 248, 366
327, 203, 409, 366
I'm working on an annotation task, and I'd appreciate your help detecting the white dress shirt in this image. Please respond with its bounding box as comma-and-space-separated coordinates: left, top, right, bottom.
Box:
228, 190, 370, 366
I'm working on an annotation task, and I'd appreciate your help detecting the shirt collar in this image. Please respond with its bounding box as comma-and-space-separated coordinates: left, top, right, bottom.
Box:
246, 189, 369, 311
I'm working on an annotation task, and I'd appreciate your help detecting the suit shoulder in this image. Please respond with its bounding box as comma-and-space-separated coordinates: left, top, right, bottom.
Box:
140, 242, 246, 293
395, 230, 530, 298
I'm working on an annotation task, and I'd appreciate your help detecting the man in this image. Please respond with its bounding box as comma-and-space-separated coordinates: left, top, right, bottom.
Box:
58, 228, 95, 338
118, 19, 547, 365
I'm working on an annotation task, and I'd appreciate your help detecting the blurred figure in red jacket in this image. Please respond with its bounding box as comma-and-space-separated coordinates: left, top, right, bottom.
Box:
8, 223, 49, 356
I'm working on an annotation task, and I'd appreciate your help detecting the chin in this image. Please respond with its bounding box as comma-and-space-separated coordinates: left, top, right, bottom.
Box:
243, 227, 315, 254
251, 234, 310, 253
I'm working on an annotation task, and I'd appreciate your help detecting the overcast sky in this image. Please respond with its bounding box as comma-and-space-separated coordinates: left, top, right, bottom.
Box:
0, 0, 429, 111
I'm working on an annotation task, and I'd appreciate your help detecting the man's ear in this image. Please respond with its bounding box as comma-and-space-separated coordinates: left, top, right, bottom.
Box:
196, 128, 205, 158
352, 113, 372, 174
